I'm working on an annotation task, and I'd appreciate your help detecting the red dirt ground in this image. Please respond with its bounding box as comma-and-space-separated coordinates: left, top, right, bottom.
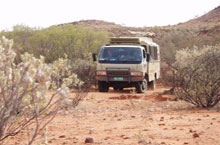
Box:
6, 86, 220, 145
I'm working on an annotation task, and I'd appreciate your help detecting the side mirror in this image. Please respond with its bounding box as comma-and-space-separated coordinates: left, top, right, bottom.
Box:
92, 53, 97, 62
146, 53, 150, 62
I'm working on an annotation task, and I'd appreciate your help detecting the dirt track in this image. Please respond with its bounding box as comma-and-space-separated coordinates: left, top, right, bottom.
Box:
7, 85, 220, 145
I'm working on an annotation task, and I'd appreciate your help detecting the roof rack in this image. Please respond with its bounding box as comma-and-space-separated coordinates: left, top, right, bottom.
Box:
109, 37, 156, 46
110, 37, 140, 44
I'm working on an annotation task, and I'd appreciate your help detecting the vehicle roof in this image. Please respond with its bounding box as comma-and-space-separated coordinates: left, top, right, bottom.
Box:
109, 37, 159, 47
104, 45, 143, 48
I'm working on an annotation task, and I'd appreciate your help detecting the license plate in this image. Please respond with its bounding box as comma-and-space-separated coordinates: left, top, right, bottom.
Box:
114, 77, 123, 81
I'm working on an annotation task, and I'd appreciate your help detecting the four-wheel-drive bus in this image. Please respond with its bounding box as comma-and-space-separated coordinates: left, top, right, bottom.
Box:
93, 37, 160, 93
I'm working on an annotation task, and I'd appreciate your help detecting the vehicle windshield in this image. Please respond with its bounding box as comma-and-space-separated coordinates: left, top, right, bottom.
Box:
99, 47, 142, 64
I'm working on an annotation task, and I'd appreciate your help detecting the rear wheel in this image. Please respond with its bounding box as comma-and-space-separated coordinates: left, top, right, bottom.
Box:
136, 79, 147, 93
98, 81, 109, 92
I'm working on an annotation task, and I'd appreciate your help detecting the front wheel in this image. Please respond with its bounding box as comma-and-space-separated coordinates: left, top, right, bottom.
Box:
98, 81, 109, 92
136, 79, 147, 93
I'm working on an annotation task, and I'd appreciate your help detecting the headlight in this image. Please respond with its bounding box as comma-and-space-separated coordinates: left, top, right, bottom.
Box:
97, 71, 106, 76
130, 71, 144, 77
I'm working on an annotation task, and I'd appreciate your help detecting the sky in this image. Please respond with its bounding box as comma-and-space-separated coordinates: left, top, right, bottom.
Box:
0, 0, 220, 31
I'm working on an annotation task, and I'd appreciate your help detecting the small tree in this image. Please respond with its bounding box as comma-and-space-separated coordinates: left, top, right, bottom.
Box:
0, 36, 83, 144
174, 46, 220, 108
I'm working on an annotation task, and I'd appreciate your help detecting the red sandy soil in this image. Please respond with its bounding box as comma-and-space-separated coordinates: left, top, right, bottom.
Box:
6, 85, 220, 145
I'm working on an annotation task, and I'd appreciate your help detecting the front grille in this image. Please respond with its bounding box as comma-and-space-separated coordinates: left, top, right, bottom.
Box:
107, 70, 130, 76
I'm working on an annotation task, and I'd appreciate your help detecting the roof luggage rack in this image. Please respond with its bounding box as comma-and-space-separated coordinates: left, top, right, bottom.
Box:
109, 37, 156, 46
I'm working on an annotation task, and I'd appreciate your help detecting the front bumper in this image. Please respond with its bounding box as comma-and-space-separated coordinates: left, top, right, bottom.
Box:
96, 76, 144, 82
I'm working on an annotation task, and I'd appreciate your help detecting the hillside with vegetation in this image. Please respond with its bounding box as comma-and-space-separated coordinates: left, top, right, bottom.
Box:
1, 5, 220, 63
64, 6, 220, 65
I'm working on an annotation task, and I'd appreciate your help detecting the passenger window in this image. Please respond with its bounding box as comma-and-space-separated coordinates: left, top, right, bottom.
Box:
154, 47, 158, 60
149, 46, 152, 58
146, 46, 149, 53
148, 46, 159, 60
149, 46, 155, 60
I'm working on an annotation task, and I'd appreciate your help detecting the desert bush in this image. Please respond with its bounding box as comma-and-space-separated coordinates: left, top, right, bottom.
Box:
0, 24, 109, 63
0, 37, 83, 145
160, 62, 176, 87
50, 55, 83, 89
0, 24, 108, 90
71, 58, 96, 87
153, 25, 220, 86
173, 45, 220, 108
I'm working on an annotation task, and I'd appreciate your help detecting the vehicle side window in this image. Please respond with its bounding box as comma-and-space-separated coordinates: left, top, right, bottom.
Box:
149, 46, 152, 58
146, 45, 149, 53
154, 47, 158, 60
149, 46, 155, 60
148, 46, 160, 61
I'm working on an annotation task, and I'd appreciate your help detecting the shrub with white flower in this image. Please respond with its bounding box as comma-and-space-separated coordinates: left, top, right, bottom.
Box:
50, 56, 84, 89
0, 36, 83, 145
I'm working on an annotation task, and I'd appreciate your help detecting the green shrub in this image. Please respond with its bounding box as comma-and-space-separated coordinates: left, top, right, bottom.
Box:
0, 24, 109, 63
71, 58, 96, 88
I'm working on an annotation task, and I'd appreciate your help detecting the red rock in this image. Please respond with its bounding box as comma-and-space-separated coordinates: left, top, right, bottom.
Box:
48, 140, 52, 143
85, 137, 94, 143
104, 137, 111, 140
59, 135, 66, 138
138, 139, 145, 144
193, 133, 199, 138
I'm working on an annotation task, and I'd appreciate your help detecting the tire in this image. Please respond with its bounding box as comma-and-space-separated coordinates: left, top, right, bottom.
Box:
98, 81, 109, 92
136, 79, 147, 93
113, 87, 124, 91
113, 87, 118, 91
119, 87, 123, 91
148, 80, 156, 90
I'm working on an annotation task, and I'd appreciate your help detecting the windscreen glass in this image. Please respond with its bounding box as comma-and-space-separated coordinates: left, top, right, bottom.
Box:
99, 47, 142, 64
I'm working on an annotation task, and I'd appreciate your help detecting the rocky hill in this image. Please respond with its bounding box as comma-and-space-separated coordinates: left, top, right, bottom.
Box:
180, 6, 220, 27
67, 5, 220, 38
65, 20, 155, 37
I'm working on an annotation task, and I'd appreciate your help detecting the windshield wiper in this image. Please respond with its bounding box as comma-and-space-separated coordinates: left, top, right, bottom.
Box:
99, 58, 109, 62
